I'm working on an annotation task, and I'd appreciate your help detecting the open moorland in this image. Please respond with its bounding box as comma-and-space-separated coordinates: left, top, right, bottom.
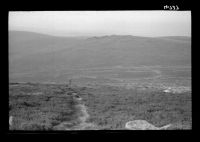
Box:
9, 65, 191, 130
9, 78, 191, 130
9, 31, 191, 130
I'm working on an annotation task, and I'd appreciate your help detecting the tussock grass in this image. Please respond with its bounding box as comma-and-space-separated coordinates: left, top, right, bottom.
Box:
9, 82, 191, 130
81, 86, 191, 129
9, 83, 79, 130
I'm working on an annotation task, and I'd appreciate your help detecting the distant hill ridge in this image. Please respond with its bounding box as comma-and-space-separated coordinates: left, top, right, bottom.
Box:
158, 36, 191, 41
9, 30, 191, 40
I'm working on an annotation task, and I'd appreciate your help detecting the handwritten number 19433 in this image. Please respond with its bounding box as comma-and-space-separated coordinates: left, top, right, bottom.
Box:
164, 5, 179, 10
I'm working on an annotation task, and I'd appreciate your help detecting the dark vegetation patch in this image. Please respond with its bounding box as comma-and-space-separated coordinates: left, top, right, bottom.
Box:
9, 83, 79, 130
9, 82, 191, 130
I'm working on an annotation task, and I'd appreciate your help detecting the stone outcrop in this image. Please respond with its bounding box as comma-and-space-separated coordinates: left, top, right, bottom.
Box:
125, 120, 172, 130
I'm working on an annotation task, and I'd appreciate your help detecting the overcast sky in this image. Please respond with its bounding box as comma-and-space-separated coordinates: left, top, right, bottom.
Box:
9, 11, 191, 37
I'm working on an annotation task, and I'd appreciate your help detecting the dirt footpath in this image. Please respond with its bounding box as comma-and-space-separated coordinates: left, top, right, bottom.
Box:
53, 97, 98, 130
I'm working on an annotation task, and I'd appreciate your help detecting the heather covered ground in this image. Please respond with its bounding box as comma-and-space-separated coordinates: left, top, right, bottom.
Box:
9, 81, 191, 130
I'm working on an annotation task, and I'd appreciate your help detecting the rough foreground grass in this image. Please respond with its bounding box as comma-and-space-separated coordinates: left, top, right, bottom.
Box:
9, 83, 80, 130
9, 82, 192, 130
81, 86, 191, 129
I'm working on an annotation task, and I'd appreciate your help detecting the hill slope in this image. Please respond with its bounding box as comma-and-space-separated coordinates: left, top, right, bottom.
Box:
9, 31, 191, 82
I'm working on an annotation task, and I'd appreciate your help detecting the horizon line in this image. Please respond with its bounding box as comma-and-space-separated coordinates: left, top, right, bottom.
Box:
9, 30, 191, 38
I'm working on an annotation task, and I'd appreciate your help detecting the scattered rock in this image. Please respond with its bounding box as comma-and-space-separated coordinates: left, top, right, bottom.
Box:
9, 116, 13, 126
163, 86, 191, 94
125, 120, 172, 130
